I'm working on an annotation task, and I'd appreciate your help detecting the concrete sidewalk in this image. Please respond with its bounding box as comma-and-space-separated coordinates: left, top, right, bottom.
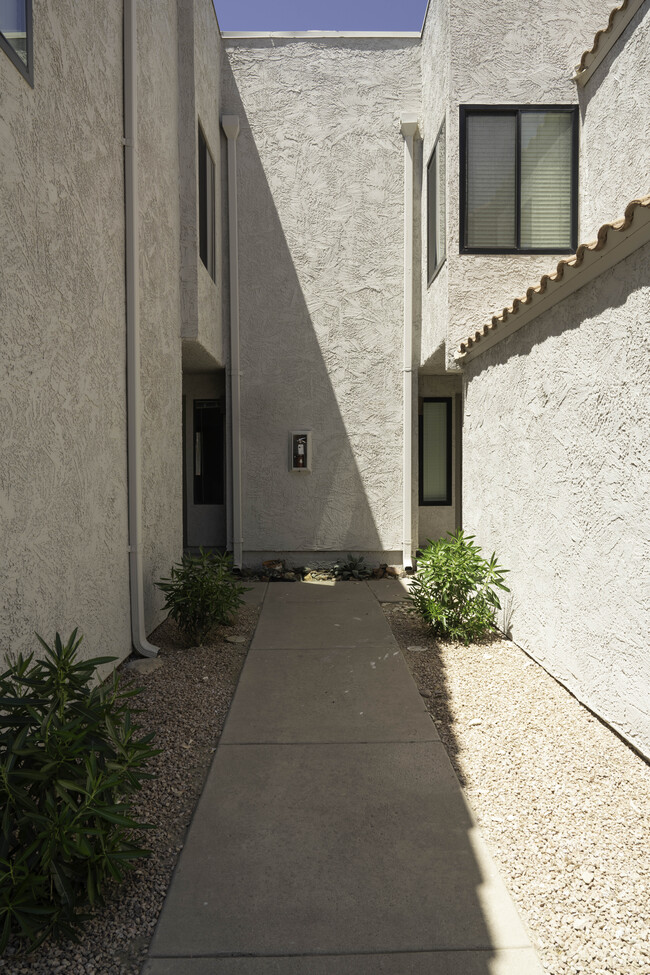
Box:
142, 581, 542, 975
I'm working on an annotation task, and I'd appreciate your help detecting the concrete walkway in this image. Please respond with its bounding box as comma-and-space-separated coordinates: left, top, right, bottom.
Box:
142, 581, 542, 975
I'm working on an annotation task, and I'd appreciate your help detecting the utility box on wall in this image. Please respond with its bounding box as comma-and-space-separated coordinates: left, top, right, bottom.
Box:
290, 431, 312, 473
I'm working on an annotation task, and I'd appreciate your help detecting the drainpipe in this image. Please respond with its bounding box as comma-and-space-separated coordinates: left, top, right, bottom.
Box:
124, 0, 158, 657
400, 115, 419, 572
221, 115, 243, 569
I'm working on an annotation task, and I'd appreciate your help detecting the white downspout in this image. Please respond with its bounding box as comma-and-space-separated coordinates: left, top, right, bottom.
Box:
400, 115, 419, 572
124, 0, 158, 657
221, 115, 243, 569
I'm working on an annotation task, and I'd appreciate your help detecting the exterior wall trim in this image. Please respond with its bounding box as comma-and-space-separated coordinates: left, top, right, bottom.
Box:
456, 197, 650, 362
573, 0, 648, 85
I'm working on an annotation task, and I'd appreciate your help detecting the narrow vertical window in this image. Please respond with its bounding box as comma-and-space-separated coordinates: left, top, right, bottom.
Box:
193, 400, 224, 505
427, 121, 446, 283
198, 125, 216, 281
0, 0, 33, 85
419, 398, 452, 506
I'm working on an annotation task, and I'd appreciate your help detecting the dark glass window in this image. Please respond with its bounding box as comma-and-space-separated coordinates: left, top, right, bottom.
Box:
0, 0, 33, 85
193, 400, 224, 505
460, 106, 578, 254
427, 121, 446, 283
198, 125, 216, 280
419, 398, 452, 506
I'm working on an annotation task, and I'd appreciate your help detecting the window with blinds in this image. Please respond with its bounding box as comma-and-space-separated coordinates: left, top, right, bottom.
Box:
427, 121, 446, 283
419, 399, 452, 506
461, 107, 577, 253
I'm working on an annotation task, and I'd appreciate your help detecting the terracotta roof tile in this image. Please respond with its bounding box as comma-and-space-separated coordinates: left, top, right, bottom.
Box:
574, 0, 647, 81
456, 196, 650, 357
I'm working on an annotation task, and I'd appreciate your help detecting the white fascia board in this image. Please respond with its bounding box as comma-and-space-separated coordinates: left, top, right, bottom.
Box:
573, 0, 648, 86
457, 205, 650, 364
222, 31, 420, 39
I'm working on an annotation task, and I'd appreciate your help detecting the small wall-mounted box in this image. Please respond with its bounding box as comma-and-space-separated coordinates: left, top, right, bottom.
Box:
290, 431, 312, 473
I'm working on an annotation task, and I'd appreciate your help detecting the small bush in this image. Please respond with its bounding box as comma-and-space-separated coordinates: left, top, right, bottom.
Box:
332, 554, 372, 581
408, 530, 509, 644
156, 549, 247, 645
0, 631, 157, 953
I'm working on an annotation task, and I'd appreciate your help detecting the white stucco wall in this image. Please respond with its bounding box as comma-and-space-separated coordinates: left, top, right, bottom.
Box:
441, 0, 615, 366
0, 3, 130, 665
578, 2, 650, 242
137, 0, 185, 628
462, 242, 650, 758
222, 37, 420, 560
179, 0, 224, 369
420, 0, 450, 370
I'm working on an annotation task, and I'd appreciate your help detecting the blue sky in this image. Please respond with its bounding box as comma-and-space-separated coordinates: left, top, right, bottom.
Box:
213, 0, 429, 32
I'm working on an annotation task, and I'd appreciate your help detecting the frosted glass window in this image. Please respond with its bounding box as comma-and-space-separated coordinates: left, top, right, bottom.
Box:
521, 112, 574, 249
461, 107, 576, 252
420, 399, 451, 506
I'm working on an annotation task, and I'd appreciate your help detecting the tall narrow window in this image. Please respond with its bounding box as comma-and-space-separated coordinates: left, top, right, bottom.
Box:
460, 106, 577, 253
427, 121, 446, 283
419, 398, 452, 506
0, 0, 33, 85
198, 125, 216, 280
193, 400, 224, 505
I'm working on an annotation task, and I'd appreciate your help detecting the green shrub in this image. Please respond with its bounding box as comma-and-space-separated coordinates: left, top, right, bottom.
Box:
156, 549, 247, 645
0, 631, 157, 953
332, 554, 372, 581
408, 530, 509, 644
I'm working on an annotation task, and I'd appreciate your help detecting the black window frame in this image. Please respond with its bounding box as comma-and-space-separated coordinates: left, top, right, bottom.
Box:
0, 0, 33, 86
419, 397, 452, 507
198, 123, 216, 281
427, 119, 446, 285
459, 104, 578, 255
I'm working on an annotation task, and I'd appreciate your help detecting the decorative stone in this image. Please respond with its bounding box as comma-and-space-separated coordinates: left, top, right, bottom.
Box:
408, 645, 428, 653
124, 658, 163, 674
419, 688, 432, 698
225, 635, 247, 644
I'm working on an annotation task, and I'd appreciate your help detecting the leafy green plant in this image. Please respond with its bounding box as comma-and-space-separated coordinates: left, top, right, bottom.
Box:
332, 553, 372, 581
0, 631, 157, 953
408, 530, 510, 644
156, 549, 247, 645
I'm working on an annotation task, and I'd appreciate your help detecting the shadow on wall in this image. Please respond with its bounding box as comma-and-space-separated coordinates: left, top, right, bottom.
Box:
221, 52, 404, 559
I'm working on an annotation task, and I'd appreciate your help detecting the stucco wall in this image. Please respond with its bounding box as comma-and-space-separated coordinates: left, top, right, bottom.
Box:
420, 0, 450, 370
222, 37, 420, 558
442, 0, 615, 366
578, 2, 650, 241
138, 0, 184, 627
0, 2, 130, 664
462, 242, 650, 758
179, 0, 224, 369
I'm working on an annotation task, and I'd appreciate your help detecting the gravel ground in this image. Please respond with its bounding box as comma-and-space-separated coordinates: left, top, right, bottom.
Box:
383, 601, 650, 975
3, 593, 648, 975
0, 606, 258, 975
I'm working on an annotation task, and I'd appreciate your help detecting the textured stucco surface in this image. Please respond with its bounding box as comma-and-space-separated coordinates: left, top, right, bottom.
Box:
0, 2, 131, 665
441, 0, 615, 367
462, 242, 650, 758
579, 2, 650, 241
137, 0, 185, 629
420, 0, 450, 370
222, 38, 420, 557
179, 0, 223, 368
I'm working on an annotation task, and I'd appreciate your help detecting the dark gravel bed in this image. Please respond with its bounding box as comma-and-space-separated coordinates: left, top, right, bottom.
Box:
0, 606, 258, 975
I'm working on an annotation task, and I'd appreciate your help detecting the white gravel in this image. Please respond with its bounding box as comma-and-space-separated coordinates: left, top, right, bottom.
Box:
384, 601, 650, 975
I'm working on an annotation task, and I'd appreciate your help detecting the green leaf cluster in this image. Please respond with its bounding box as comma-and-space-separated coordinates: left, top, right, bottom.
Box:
332, 554, 372, 581
408, 530, 510, 644
156, 549, 248, 645
0, 631, 157, 953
